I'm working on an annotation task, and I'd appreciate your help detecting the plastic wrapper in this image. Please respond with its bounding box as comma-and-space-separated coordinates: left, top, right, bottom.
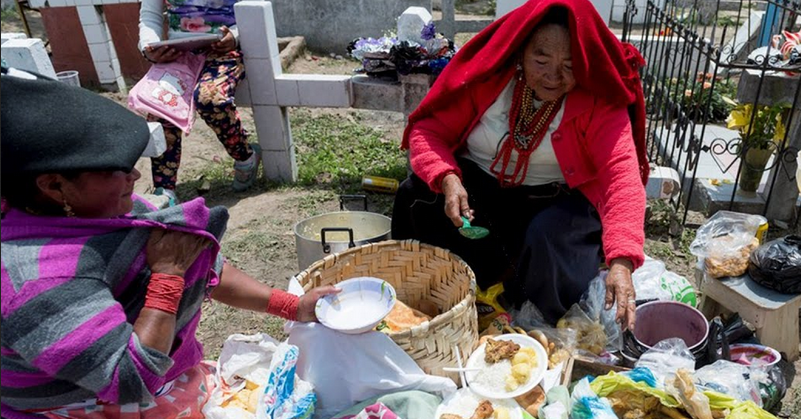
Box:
578, 272, 621, 352
632, 259, 672, 303
690, 211, 762, 278
557, 304, 607, 356
539, 386, 570, 419
570, 378, 618, 419
660, 271, 698, 307
634, 338, 696, 388
694, 360, 762, 407
476, 283, 508, 331
760, 365, 787, 413
666, 369, 713, 419
748, 235, 801, 294
511, 301, 577, 369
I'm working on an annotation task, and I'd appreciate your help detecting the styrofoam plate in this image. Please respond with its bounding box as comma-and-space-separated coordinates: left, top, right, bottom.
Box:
465, 334, 548, 399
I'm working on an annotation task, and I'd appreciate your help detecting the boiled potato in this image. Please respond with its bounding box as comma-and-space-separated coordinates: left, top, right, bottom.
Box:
494, 406, 510, 419
512, 351, 532, 366
512, 363, 531, 382
505, 375, 520, 391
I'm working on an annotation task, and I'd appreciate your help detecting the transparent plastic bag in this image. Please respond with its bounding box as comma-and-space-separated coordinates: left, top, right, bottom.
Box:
695, 360, 763, 407
666, 369, 713, 419
634, 338, 695, 388
511, 301, 577, 369
632, 259, 671, 302
557, 304, 607, 356
579, 272, 622, 352
690, 211, 762, 278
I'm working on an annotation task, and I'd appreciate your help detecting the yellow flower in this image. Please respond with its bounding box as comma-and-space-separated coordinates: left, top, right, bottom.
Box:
773, 115, 786, 143
726, 104, 752, 132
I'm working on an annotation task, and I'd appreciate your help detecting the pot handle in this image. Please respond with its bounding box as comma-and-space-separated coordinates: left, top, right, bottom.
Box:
321, 228, 356, 254
340, 194, 368, 211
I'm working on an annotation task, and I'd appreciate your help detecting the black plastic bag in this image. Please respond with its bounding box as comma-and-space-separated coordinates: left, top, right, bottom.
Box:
748, 235, 801, 294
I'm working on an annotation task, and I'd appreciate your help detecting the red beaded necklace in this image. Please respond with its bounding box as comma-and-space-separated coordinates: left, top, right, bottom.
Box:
489, 75, 564, 187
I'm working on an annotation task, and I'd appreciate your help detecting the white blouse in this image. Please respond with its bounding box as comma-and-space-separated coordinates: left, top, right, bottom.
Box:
462, 78, 566, 186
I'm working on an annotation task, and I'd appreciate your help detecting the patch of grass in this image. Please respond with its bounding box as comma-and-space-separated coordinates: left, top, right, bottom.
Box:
1, 7, 19, 22
290, 109, 407, 192
221, 221, 290, 266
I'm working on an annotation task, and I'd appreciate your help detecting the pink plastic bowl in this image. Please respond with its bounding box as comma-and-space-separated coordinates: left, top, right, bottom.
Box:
729, 343, 781, 368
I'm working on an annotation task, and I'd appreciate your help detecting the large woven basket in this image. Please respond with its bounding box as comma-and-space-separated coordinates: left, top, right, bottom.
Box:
296, 239, 478, 382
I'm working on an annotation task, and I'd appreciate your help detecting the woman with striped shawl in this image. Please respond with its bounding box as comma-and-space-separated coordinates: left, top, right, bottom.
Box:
0, 68, 338, 418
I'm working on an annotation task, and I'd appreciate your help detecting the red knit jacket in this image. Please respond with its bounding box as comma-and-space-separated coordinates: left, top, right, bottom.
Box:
402, 0, 648, 269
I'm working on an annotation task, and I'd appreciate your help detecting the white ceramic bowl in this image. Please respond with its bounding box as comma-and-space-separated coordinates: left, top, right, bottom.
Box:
465, 334, 548, 400
435, 387, 523, 419
315, 277, 396, 334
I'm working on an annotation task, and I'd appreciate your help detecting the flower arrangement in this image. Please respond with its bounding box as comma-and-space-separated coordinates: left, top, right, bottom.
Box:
347, 22, 457, 79
724, 98, 789, 193
724, 99, 787, 150
668, 72, 738, 123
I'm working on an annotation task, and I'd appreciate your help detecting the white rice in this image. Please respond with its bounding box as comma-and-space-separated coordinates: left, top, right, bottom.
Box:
438, 389, 519, 418
469, 359, 513, 392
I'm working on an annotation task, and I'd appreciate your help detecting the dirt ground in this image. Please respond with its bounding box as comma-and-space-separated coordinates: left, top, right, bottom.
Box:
3, 4, 800, 416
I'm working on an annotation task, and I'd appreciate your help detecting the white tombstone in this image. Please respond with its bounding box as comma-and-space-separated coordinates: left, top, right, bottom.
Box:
397, 7, 433, 44
496, 0, 612, 25
1, 38, 56, 78
1, 32, 27, 45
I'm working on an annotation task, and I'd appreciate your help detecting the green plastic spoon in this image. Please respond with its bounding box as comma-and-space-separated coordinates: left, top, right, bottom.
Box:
459, 216, 490, 239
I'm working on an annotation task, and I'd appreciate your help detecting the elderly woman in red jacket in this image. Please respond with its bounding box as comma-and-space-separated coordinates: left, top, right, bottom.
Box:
392, 0, 649, 330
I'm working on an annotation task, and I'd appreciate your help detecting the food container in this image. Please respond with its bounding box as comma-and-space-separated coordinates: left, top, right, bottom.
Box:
296, 240, 478, 383
729, 343, 781, 368
622, 301, 709, 363
315, 277, 396, 334
293, 195, 391, 271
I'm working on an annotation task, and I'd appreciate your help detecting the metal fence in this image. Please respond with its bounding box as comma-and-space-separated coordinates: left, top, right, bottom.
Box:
621, 0, 801, 227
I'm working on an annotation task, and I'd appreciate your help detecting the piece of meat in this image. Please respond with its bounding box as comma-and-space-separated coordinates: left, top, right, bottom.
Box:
439, 415, 463, 419
470, 400, 494, 419
484, 338, 520, 364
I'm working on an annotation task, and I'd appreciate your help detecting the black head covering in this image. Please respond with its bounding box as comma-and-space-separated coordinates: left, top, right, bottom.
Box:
1, 67, 149, 176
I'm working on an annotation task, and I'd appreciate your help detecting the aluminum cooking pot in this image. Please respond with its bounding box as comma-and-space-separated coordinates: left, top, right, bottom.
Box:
293, 195, 391, 271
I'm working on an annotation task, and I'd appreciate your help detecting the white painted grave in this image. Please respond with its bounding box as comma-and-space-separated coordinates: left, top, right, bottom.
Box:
397, 7, 433, 44
1, 38, 56, 78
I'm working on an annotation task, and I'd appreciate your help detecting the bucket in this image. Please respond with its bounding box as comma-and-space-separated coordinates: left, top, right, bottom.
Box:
56, 70, 80, 87
623, 301, 709, 363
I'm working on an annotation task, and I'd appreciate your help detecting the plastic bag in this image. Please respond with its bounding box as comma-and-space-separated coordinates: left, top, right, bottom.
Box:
748, 235, 801, 294
203, 333, 281, 419
476, 283, 508, 331
690, 211, 762, 278
202, 334, 316, 419
632, 259, 672, 303
760, 365, 787, 413
666, 369, 713, 419
578, 272, 621, 352
257, 343, 316, 419
570, 378, 618, 419
557, 304, 607, 356
634, 338, 695, 388
694, 360, 762, 407
539, 386, 570, 419
660, 271, 698, 307
127, 52, 206, 134
511, 301, 576, 369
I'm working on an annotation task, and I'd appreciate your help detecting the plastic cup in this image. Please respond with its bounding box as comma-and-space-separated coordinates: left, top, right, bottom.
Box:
56, 70, 80, 87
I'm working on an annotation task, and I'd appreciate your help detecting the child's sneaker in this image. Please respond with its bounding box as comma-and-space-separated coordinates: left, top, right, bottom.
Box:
232, 143, 262, 191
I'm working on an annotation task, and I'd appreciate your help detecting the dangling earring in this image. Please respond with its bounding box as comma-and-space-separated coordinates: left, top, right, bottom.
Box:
516, 62, 524, 80
63, 199, 76, 217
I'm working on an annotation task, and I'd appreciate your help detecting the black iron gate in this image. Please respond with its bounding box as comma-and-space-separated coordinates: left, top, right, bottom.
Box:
621, 0, 801, 227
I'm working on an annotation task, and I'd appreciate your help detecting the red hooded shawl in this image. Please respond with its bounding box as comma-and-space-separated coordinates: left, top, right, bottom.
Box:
402, 0, 649, 185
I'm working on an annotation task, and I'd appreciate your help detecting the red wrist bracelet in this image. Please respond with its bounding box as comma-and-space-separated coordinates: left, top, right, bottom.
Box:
266, 289, 300, 321
143, 273, 185, 315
